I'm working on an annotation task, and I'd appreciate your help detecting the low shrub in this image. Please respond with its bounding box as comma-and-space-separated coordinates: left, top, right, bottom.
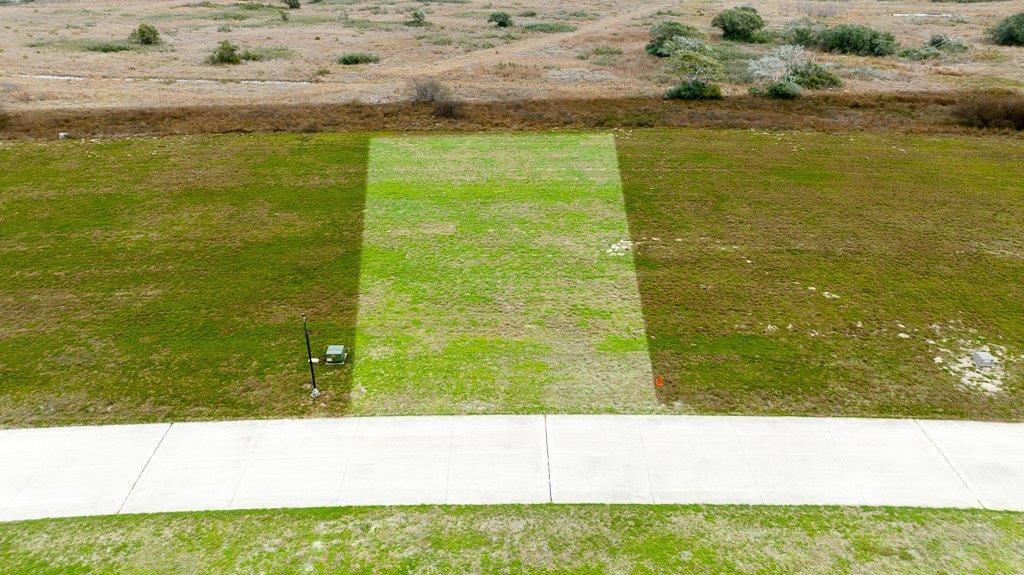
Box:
664, 80, 723, 100
207, 40, 242, 64
408, 77, 462, 118
645, 21, 703, 56
523, 22, 575, 33
953, 91, 1024, 129
989, 13, 1024, 46
928, 33, 968, 52
282, 0, 300, 8
766, 80, 802, 99
789, 61, 841, 88
406, 8, 427, 27
900, 45, 942, 60
82, 40, 134, 53
814, 24, 897, 56
338, 51, 379, 65
518, 10, 537, 17
711, 7, 766, 42
128, 23, 160, 46
488, 11, 513, 28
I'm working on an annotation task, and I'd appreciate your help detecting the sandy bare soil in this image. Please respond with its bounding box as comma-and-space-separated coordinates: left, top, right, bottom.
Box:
1, 0, 1022, 110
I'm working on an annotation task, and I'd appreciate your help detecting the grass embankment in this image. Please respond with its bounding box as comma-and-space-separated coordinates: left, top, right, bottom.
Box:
1, 505, 1022, 574
0, 133, 369, 426
619, 129, 1024, 420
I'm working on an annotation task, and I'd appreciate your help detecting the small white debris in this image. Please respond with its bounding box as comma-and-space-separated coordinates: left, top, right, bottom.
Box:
765, 324, 778, 333
926, 339, 936, 345
822, 291, 839, 300
58, 132, 70, 140
651, 237, 660, 241
674, 238, 682, 242
745, 259, 754, 264
807, 286, 817, 292
854, 321, 864, 329
606, 239, 633, 256
787, 323, 794, 330
809, 330, 821, 337
934, 356, 943, 364
898, 333, 911, 339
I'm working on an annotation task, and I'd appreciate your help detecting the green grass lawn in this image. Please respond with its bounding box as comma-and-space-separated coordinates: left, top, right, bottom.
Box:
1, 129, 1022, 426
0, 134, 369, 426
352, 133, 652, 414
1, 505, 1022, 574
619, 129, 1024, 421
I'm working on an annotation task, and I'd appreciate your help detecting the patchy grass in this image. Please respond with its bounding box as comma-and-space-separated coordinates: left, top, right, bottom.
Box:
352, 133, 653, 414
618, 128, 1024, 420
1, 505, 1022, 573
0, 133, 369, 427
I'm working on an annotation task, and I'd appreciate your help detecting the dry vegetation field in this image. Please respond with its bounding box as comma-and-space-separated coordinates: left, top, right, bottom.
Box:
1, 0, 1023, 111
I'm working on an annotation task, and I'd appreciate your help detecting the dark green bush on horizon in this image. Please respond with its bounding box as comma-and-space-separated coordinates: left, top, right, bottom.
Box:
645, 21, 703, 56
664, 80, 723, 100
813, 24, 897, 56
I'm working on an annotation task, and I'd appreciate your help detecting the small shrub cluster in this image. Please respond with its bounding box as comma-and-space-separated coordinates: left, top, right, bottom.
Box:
900, 45, 942, 60
338, 51, 379, 65
989, 13, 1024, 46
928, 33, 968, 53
205, 40, 274, 64
664, 80, 722, 100
488, 11, 513, 28
765, 80, 802, 99
954, 91, 1024, 129
645, 21, 703, 56
282, 0, 300, 8
711, 7, 768, 43
409, 77, 463, 118
748, 45, 840, 92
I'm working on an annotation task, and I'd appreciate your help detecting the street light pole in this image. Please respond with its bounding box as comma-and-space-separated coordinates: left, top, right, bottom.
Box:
302, 313, 320, 398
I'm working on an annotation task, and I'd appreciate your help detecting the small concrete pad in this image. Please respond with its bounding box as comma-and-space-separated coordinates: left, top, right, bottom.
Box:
547, 415, 653, 503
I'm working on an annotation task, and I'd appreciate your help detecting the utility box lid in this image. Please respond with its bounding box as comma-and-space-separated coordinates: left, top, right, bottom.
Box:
972, 351, 996, 369
325, 344, 347, 364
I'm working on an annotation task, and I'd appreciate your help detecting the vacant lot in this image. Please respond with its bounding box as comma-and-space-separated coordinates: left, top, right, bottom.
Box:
1, 128, 1022, 426
1, 0, 1022, 110
2, 504, 1022, 573
0, 133, 369, 426
619, 128, 1024, 420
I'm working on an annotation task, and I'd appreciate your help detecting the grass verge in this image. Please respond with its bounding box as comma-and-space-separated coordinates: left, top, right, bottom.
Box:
0, 504, 1022, 573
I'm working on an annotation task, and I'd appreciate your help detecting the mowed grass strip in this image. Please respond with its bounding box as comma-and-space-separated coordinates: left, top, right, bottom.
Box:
0, 134, 369, 427
1, 505, 1022, 574
618, 129, 1024, 420
352, 133, 654, 414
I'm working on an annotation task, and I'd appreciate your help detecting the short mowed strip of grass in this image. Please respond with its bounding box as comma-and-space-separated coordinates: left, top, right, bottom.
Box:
618, 129, 1024, 420
1, 505, 1022, 574
0, 134, 368, 427
353, 133, 653, 414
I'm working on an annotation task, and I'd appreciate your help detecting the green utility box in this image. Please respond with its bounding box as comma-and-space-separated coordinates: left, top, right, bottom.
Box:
325, 344, 348, 365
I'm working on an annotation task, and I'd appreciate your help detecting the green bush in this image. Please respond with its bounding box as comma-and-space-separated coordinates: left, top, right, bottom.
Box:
645, 21, 703, 56
766, 80, 802, 99
789, 61, 841, 88
488, 11, 513, 28
338, 51, 379, 65
666, 49, 724, 83
128, 23, 160, 46
207, 40, 242, 64
282, 0, 300, 8
989, 13, 1024, 46
711, 7, 766, 42
664, 80, 723, 100
815, 24, 897, 56
406, 8, 427, 27
523, 22, 575, 33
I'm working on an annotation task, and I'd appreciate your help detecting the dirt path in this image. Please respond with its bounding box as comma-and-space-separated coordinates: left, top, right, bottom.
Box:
383, 1, 679, 76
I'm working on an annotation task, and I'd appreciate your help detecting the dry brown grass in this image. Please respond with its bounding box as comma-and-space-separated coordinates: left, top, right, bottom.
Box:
3, 91, 1014, 139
